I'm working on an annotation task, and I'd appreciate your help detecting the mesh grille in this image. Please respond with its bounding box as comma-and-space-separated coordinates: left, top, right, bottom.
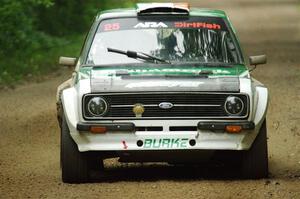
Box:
83, 93, 249, 119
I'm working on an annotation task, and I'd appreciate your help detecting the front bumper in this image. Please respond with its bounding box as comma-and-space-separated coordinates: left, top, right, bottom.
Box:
70, 120, 260, 152
77, 121, 255, 132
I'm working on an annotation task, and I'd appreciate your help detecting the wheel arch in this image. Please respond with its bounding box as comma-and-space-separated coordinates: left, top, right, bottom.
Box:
61, 87, 79, 133
56, 78, 73, 128
239, 79, 269, 150
252, 84, 269, 127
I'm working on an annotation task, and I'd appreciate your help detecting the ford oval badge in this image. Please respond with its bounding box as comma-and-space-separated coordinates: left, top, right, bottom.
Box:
159, 102, 174, 109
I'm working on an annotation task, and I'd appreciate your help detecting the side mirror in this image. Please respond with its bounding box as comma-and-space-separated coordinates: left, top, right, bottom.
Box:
249, 55, 267, 66
59, 56, 77, 67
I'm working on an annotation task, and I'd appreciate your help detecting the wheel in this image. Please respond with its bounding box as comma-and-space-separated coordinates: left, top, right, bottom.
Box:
61, 114, 94, 183
241, 120, 268, 179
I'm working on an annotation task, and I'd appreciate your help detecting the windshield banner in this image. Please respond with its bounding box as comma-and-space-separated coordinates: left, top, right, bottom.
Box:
99, 17, 227, 32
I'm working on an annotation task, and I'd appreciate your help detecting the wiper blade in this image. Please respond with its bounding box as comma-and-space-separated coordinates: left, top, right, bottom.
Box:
107, 47, 171, 64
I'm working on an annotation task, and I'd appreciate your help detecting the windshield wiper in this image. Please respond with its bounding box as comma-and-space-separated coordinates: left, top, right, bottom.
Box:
107, 47, 171, 64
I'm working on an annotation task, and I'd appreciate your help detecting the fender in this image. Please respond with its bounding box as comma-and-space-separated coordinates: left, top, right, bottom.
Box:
61, 86, 93, 151
253, 86, 269, 126
240, 83, 268, 149
61, 87, 79, 133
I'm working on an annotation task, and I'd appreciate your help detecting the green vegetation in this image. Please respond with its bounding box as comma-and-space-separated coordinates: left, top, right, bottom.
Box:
0, 0, 137, 86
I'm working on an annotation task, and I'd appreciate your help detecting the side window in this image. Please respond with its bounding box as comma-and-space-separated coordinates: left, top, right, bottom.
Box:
221, 32, 238, 63
226, 37, 238, 63
77, 19, 99, 70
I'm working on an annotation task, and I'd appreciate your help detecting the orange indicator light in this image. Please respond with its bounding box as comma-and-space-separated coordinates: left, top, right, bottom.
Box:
90, 126, 107, 134
226, 125, 242, 133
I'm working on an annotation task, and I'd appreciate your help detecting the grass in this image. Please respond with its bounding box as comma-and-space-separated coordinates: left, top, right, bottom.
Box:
0, 1, 142, 87
0, 34, 85, 87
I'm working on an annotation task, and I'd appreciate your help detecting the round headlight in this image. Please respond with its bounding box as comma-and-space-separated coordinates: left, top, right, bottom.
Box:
224, 96, 244, 115
87, 97, 108, 116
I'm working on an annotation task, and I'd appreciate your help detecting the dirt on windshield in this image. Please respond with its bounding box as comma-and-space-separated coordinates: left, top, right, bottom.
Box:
0, 0, 300, 198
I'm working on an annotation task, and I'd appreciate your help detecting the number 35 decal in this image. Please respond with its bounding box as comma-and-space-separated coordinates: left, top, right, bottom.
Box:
104, 23, 120, 31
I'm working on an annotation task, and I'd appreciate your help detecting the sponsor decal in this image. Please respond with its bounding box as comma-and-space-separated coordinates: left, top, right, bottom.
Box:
134, 22, 168, 28
126, 81, 204, 88
143, 138, 189, 149
174, 22, 221, 30
98, 17, 227, 33
104, 23, 120, 31
88, 64, 247, 82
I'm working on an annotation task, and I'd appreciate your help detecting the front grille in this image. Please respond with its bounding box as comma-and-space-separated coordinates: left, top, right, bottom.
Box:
83, 92, 249, 120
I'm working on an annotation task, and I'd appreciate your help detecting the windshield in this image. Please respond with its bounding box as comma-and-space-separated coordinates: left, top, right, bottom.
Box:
86, 17, 242, 66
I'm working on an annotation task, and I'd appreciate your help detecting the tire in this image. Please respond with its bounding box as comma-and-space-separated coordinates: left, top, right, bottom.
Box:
241, 120, 268, 179
56, 101, 63, 129
60, 116, 103, 183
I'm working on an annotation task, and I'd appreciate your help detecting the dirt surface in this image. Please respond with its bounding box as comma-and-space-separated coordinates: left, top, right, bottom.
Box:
1, 0, 300, 198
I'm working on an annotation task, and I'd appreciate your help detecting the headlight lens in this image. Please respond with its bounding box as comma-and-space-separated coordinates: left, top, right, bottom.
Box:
87, 97, 108, 116
224, 96, 244, 115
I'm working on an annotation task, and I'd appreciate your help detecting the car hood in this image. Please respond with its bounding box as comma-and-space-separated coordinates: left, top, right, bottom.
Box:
78, 65, 248, 93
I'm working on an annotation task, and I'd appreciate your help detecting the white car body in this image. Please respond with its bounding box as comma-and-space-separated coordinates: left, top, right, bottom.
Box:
58, 5, 270, 183
59, 72, 268, 152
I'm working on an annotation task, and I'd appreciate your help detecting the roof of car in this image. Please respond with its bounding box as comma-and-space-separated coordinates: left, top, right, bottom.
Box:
96, 7, 228, 21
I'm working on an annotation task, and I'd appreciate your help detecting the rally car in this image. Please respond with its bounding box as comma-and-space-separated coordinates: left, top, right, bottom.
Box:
57, 3, 269, 183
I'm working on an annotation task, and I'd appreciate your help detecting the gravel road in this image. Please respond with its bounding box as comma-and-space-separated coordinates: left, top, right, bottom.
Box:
1, 0, 300, 198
